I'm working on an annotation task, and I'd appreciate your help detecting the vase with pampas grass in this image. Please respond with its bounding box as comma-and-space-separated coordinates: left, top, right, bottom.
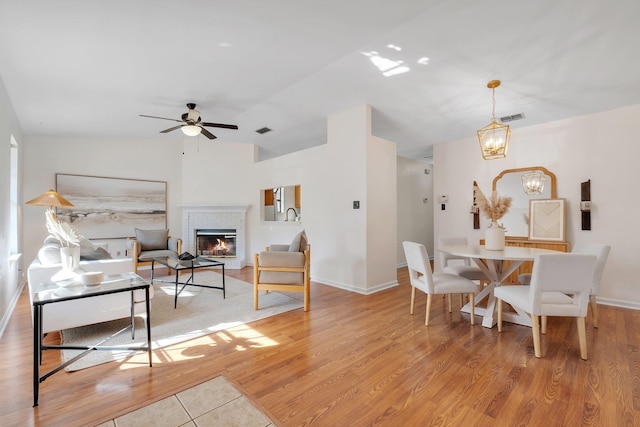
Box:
473, 183, 513, 250
45, 210, 85, 284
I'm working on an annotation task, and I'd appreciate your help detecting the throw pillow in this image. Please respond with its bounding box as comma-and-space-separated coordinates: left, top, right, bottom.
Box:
135, 228, 169, 251
288, 229, 308, 252
79, 236, 96, 257
299, 230, 309, 251
37, 235, 62, 265
80, 247, 113, 261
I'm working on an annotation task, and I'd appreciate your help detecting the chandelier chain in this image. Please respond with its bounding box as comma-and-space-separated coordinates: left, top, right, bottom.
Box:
491, 88, 496, 122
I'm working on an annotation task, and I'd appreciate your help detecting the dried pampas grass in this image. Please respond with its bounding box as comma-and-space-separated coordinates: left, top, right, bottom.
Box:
474, 183, 512, 224
46, 209, 81, 247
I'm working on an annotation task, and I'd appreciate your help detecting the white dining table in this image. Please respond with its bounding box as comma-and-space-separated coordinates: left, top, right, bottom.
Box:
438, 244, 562, 328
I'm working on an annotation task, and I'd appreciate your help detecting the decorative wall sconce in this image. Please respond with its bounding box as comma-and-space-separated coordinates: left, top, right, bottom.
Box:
581, 179, 591, 230
471, 181, 480, 229
521, 171, 546, 195
477, 80, 510, 160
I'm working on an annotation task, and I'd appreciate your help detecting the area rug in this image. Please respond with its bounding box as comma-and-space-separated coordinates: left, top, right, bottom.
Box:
60, 270, 303, 371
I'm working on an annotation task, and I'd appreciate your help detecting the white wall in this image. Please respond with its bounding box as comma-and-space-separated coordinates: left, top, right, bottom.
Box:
251, 105, 399, 293
367, 134, 398, 289
22, 136, 184, 265
397, 157, 433, 264
434, 103, 640, 307
0, 75, 24, 337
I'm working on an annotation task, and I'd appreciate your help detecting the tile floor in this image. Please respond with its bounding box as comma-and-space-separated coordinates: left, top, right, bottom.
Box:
96, 376, 274, 427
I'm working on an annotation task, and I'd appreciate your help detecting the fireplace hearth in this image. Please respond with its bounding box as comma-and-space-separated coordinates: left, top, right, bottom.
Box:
196, 229, 236, 258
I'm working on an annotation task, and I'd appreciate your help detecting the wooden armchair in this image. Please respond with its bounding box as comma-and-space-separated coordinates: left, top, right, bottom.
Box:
254, 231, 310, 311
127, 228, 182, 273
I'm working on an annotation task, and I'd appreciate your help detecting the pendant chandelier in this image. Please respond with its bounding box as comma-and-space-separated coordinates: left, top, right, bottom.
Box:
522, 171, 546, 195
477, 80, 510, 160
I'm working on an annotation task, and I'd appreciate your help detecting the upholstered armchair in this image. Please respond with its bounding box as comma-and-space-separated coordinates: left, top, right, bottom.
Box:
127, 228, 182, 273
254, 230, 310, 311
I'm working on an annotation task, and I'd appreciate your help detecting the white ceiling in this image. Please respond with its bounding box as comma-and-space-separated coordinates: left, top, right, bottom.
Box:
1, 1, 639, 161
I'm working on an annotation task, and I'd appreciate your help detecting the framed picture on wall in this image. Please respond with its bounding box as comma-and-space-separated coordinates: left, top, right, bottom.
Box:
528, 198, 566, 241
55, 173, 167, 239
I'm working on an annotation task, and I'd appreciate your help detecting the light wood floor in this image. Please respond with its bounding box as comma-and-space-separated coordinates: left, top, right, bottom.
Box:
2, 267, 639, 426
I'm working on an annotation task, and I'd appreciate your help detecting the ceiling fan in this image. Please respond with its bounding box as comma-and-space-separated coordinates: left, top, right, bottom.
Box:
140, 103, 238, 140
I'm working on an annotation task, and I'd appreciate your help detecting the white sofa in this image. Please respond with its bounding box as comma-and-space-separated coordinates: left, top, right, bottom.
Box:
27, 257, 153, 334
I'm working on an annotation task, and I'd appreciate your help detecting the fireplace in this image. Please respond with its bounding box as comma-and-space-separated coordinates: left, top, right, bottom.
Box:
182, 205, 248, 269
196, 229, 237, 258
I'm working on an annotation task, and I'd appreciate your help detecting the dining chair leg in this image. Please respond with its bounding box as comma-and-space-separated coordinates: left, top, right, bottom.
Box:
447, 294, 452, 313
425, 294, 433, 326
541, 316, 548, 334
469, 293, 475, 325
532, 315, 542, 358
497, 298, 503, 332
590, 295, 599, 328
410, 287, 417, 314
577, 316, 588, 360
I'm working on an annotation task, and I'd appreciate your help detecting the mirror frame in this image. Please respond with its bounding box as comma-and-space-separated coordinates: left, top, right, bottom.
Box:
492, 166, 557, 197
492, 166, 557, 239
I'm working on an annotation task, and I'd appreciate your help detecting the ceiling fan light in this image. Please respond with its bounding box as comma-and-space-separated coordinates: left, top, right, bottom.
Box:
181, 125, 201, 136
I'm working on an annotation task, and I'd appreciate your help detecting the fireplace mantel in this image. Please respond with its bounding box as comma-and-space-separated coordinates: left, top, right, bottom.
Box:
181, 205, 249, 269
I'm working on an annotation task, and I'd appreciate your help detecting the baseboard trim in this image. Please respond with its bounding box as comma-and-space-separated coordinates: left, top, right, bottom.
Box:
597, 297, 640, 311
312, 277, 399, 295
0, 280, 25, 340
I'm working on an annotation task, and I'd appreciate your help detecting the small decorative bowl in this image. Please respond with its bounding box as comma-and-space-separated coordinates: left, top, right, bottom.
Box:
80, 271, 104, 286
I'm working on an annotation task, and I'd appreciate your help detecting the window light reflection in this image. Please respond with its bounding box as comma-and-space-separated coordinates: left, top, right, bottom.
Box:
362, 46, 428, 77
117, 324, 280, 370
362, 50, 410, 77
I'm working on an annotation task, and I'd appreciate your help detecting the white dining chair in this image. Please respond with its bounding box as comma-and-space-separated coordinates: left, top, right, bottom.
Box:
518, 244, 610, 328
582, 244, 611, 328
403, 241, 478, 326
495, 253, 597, 359
438, 237, 489, 282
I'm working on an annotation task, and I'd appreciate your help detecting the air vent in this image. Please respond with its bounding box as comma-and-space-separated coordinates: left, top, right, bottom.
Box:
500, 113, 525, 123
256, 127, 272, 134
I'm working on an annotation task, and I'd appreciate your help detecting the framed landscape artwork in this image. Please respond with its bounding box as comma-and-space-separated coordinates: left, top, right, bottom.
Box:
55, 173, 167, 239
528, 198, 566, 242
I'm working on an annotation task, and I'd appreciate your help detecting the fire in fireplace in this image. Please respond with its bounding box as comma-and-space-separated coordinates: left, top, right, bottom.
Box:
195, 229, 237, 258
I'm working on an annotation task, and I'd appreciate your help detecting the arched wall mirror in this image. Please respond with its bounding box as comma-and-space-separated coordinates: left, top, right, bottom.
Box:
492, 166, 556, 238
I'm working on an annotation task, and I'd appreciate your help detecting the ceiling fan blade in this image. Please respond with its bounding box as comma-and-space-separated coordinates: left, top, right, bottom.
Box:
140, 114, 184, 123
200, 127, 217, 140
201, 122, 238, 130
160, 125, 184, 133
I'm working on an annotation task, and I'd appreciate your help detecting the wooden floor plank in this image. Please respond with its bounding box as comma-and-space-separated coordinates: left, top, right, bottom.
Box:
1, 266, 639, 426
